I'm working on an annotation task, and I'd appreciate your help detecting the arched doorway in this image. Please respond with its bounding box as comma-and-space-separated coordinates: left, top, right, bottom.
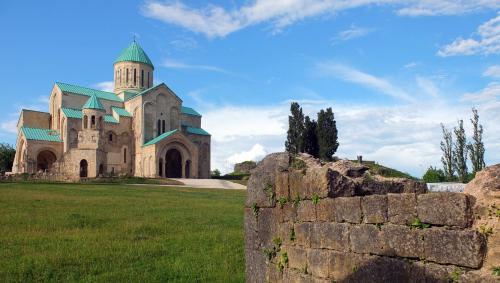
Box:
36, 150, 56, 172
165, 149, 182, 178
80, 160, 88, 178
98, 164, 104, 176
185, 160, 191, 178
158, 158, 163, 177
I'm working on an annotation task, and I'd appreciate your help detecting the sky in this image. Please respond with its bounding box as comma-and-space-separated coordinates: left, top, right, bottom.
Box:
0, 0, 499, 177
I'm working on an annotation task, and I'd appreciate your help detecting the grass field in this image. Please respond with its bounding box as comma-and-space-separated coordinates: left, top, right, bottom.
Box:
0, 183, 246, 282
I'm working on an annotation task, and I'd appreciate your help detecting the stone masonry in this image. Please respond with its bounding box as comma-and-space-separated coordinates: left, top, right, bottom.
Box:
245, 153, 495, 283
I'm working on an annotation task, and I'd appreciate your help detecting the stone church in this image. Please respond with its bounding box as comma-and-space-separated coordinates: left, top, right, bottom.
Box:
12, 41, 211, 179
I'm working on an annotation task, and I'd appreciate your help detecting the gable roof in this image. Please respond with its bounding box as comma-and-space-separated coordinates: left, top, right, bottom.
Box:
181, 106, 201, 117
83, 94, 105, 110
143, 129, 178, 146
115, 41, 154, 68
21, 127, 62, 142
61, 107, 82, 119
56, 82, 123, 102
111, 106, 132, 117
185, 126, 210, 136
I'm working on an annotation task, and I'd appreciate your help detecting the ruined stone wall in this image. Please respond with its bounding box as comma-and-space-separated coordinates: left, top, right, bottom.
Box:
245, 153, 495, 283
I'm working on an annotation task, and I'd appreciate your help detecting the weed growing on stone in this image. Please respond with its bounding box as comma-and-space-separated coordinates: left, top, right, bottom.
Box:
290, 227, 296, 241
290, 155, 307, 174
302, 263, 308, 274
375, 223, 382, 230
410, 217, 430, 229
312, 193, 320, 205
264, 183, 275, 203
449, 267, 463, 283
492, 266, 500, 277
277, 252, 288, 271
252, 203, 259, 218
278, 197, 287, 209
293, 195, 301, 207
479, 225, 494, 237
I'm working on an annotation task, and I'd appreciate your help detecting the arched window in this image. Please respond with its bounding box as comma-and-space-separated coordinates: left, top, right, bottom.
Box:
141, 70, 144, 87
91, 116, 96, 128
147, 72, 150, 87
157, 120, 161, 136
83, 115, 88, 129
134, 68, 137, 86
109, 133, 113, 142
126, 69, 129, 84
162, 120, 165, 133
123, 148, 127, 163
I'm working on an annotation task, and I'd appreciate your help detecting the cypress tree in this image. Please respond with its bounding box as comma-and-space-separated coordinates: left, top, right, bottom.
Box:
285, 102, 305, 154
467, 108, 485, 174
440, 124, 454, 179
316, 107, 339, 161
453, 120, 468, 183
303, 116, 319, 158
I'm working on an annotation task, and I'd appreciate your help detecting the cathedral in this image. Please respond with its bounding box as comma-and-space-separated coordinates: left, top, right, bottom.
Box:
12, 41, 211, 179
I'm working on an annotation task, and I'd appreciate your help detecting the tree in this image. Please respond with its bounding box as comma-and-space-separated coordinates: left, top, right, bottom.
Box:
440, 123, 454, 179
316, 107, 339, 161
303, 116, 319, 158
0, 143, 15, 173
422, 166, 446, 183
467, 108, 485, 174
285, 102, 305, 154
453, 120, 468, 183
211, 169, 221, 178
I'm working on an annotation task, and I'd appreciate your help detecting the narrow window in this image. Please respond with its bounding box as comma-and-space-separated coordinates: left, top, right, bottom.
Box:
91, 116, 96, 128
109, 133, 113, 142
162, 120, 165, 133
134, 68, 137, 86
147, 72, 150, 87
141, 70, 144, 87
126, 69, 129, 84
119, 69, 122, 85
123, 148, 127, 163
157, 120, 161, 136
83, 115, 88, 129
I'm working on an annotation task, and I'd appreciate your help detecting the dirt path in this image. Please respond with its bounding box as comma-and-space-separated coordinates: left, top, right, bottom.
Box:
171, 178, 246, 190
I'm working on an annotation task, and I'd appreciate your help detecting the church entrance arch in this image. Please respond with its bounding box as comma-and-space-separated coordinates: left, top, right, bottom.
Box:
165, 149, 182, 178
185, 160, 191, 178
36, 150, 56, 172
80, 160, 88, 178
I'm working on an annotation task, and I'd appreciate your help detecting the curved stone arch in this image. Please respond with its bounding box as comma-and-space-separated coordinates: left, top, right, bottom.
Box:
16, 138, 26, 172
34, 147, 60, 162
157, 138, 199, 178
35, 147, 59, 173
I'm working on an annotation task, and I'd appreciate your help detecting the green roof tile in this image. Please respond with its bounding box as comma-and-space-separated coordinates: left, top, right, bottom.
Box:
143, 129, 178, 146
181, 106, 201, 117
115, 42, 154, 68
83, 95, 105, 110
21, 127, 62, 142
185, 126, 210, 136
104, 115, 119, 123
61, 107, 83, 119
111, 107, 132, 117
56, 82, 122, 102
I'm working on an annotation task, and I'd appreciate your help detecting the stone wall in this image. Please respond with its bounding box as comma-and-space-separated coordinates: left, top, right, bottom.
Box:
245, 153, 496, 283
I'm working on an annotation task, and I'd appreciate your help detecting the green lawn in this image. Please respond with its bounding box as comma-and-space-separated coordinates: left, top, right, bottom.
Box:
0, 183, 246, 282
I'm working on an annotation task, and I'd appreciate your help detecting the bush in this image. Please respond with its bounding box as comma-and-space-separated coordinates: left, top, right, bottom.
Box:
422, 166, 446, 183
211, 169, 221, 178
0, 143, 16, 173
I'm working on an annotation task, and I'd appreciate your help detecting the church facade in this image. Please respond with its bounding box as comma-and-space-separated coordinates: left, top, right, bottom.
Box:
12, 42, 211, 179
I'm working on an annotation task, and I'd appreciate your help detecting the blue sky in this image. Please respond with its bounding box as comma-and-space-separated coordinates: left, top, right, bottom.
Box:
1, 1, 499, 176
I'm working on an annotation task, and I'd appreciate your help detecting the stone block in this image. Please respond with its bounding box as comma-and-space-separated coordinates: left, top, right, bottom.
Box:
287, 246, 308, 270
295, 222, 311, 248
245, 248, 267, 283
361, 195, 388, 224
350, 224, 386, 255
266, 263, 283, 283
257, 208, 277, 249
297, 200, 316, 222
423, 228, 486, 268
278, 203, 297, 223
315, 198, 335, 222
289, 170, 305, 200
303, 166, 331, 198
321, 223, 350, 252
381, 224, 423, 258
310, 223, 323, 248
284, 268, 313, 283
277, 222, 293, 246
327, 169, 358, 198
276, 171, 290, 200
333, 197, 362, 224
328, 251, 374, 281
423, 262, 456, 283
244, 208, 259, 250
417, 192, 472, 228
342, 256, 424, 283
308, 249, 330, 278
388, 193, 417, 225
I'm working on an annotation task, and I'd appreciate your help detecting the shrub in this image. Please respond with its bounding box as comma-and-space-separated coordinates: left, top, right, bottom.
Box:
422, 166, 446, 183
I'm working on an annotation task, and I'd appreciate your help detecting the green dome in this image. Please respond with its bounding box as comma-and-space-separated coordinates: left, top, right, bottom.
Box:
83, 94, 105, 110
115, 41, 154, 68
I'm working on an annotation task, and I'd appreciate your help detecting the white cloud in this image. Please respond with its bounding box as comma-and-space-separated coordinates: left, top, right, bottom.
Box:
461, 82, 500, 102
404, 61, 420, 69
227, 143, 267, 166
93, 81, 114, 92
438, 13, 500, 56
331, 25, 375, 44
483, 65, 500, 78
416, 76, 440, 98
162, 58, 230, 74
316, 62, 414, 102
1, 120, 18, 134
142, 1, 499, 38
170, 37, 199, 50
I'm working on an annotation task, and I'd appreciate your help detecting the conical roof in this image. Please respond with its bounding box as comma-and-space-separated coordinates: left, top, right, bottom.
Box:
83, 94, 105, 110
115, 41, 154, 68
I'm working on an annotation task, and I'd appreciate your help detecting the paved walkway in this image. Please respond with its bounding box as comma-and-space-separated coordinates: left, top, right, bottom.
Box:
171, 178, 247, 190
